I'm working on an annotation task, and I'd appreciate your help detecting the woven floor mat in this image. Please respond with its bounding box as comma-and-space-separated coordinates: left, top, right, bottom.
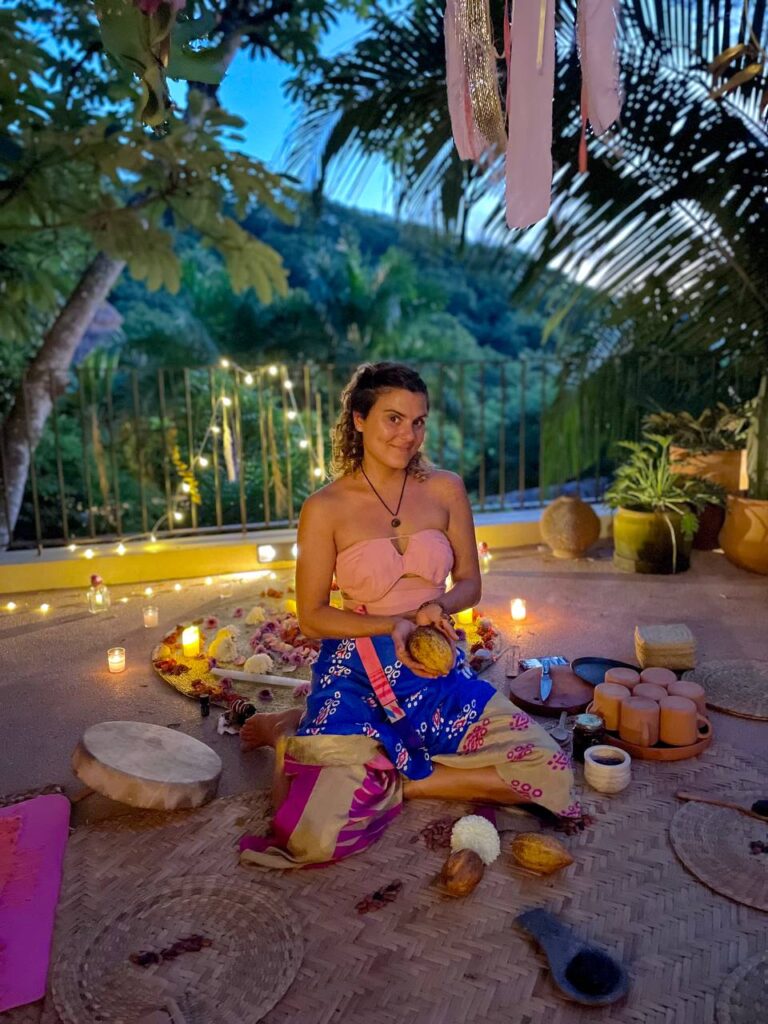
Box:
7, 742, 768, 1024
669, 802, 768, 911
716, 949, 768, 1024
683, 660, 768, 720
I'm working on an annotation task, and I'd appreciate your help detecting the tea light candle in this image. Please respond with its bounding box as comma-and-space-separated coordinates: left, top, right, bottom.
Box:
456, 608, 474, 626
107, 647, 126, 673
142, 605, 159, 628
510, 598, 527, 621
181, 625, 200, 657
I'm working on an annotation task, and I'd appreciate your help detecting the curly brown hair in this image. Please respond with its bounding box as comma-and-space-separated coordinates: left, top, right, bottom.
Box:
331, 362, 431, 479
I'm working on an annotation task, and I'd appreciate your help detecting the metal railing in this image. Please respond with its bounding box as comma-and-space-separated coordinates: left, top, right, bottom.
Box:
0, 351, 756, 550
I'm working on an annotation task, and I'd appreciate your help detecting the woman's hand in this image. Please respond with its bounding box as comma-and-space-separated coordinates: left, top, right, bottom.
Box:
415, 600, 459, 643
392, 617, 456, 679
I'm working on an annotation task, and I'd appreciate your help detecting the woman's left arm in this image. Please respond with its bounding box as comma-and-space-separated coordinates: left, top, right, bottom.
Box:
435, 472, 482, 615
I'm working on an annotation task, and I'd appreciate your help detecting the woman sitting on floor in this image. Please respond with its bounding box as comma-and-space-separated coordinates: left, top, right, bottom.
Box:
239, 362, 579, 868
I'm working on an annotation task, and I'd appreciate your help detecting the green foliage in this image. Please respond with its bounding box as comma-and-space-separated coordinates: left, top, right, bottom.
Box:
643, 405, 750, 453
604, 435, 725, 539
746, 373, 768, 501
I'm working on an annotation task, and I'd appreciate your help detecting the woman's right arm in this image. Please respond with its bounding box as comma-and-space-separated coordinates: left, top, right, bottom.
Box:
295, 493, 402, 640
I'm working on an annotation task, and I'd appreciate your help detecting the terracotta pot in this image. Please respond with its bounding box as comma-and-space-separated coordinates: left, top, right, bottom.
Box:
540, 496, 601, 559
692, 502, 725, 551
612, 508, 692, 574
659, 696, 709, 747
720, 495, 768, 575
619, 696, 660, 748
670, 446, 744, 494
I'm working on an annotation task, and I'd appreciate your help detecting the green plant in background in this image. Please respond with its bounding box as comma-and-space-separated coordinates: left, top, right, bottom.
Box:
745, 373, 768, 501
642, 405, 750, 453
605, 435, 726, 569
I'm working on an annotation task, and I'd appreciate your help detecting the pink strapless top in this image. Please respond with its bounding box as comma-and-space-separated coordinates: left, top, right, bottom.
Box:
335, 529, 454, 616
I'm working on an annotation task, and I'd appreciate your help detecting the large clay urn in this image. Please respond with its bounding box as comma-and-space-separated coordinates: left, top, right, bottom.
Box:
540, 496, 601, 559
720, 495, 768, 575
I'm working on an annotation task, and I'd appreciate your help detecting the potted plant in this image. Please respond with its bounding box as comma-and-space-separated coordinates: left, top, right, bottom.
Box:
720, 373, 768, 574
605, 435, 725, 574
643, 404, 748, 494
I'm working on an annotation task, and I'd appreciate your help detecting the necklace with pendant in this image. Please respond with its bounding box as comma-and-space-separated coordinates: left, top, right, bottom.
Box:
360, 466, 407, 528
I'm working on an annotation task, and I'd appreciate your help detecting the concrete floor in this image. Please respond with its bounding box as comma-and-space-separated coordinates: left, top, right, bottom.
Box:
1, 543, 766, 810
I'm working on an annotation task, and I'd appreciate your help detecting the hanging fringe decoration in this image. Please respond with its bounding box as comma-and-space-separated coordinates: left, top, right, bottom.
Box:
444, 0, 622, 225
222, 400, 238, 483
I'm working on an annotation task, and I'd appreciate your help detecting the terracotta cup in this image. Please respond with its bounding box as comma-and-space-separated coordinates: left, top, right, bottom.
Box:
633, 682, 668, 703
604, 667, 640, 690
640, 667, 677, 687
659, 696, 710, 746
619, 696, 660, 747
592, 683, 631, 732
668, 680, 706, 715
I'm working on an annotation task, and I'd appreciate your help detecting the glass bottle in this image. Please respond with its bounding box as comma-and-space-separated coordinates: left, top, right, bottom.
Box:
87, 573, 111, 614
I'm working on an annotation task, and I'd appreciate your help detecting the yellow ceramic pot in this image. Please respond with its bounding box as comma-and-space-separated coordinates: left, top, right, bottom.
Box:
540, 496, 601, 559
719, 495, 768, 575
669, 446, 745, 494
612, 507, 692, 574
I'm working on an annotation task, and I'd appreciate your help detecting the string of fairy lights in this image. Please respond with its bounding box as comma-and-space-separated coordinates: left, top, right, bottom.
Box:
52, 359, 323, 558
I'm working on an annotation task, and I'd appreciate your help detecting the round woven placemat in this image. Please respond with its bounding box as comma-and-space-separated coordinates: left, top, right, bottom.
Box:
716, 950, 768, 1024
683, 660, 768, 720
51, 876, 303, 1024
669, 802, 768, 911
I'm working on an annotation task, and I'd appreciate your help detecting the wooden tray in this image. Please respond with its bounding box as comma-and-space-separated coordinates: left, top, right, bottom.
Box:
603, 727, 713, 761
507, 665, 594, 718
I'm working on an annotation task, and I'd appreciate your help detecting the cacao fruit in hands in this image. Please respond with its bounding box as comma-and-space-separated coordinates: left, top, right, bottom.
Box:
406, 626, 455, 676
441, 848, 485, 896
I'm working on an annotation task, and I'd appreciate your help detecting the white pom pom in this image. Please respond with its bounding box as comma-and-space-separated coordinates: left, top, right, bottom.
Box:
244, 653, 274, 675
450, 814, 501, 865
208, 633, 238, 662
245, 606, 266, 625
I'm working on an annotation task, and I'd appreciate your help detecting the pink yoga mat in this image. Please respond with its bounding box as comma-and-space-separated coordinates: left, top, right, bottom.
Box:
0, 794, 70, 1012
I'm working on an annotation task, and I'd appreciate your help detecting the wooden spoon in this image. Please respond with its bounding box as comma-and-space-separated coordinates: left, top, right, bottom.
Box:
676, 791, 768, 821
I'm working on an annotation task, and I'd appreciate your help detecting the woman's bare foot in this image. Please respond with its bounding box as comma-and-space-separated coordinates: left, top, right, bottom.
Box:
240, 707, 304, 752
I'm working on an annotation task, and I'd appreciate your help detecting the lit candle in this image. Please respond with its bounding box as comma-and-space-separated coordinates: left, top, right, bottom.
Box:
107, 647, 126, 673
143, 605, 159, 628
510, 598, 527, 621
181, 625, 200, 657
456, 608, 474, 626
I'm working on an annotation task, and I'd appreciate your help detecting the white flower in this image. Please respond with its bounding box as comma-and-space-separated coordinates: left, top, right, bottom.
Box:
244, 653, 274, 675
450, 815, 501, 865
245, 606, 266, 625
208, 634, 238, 662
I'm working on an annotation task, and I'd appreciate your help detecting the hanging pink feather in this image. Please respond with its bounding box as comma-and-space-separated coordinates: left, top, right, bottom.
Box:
577, 0, 622, 172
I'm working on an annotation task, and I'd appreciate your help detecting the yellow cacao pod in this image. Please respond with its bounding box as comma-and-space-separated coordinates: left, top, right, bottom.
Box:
441, 848, 485, 896
407, 626, 454, 676
510, 833, 574, 875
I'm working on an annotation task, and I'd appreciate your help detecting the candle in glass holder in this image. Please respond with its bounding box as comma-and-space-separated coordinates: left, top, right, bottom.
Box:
219, 581, 234, 599
142, 605, 159, 628
510, 598, 527, 621
456, 608, 474, 626
181, 625, 200, 657
107, 647, 126, 673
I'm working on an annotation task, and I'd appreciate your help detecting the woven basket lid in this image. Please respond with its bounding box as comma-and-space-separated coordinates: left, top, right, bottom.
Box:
683, 660, 768, 720
51, 876, 303, 1024
717, 950, 768, 1024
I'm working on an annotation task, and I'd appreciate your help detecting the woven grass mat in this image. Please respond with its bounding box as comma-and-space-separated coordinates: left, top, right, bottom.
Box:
683, 660, 768, 720
7, 742, 768, 1024
716, 950, 768, 1024
669, 801, 768, 911
50, 877, 303, 1024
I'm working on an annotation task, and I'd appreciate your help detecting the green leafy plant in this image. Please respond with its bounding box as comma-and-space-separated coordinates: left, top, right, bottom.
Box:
605, 435, 726, 570
642, 405, 750, 453
745, 373, 768, 501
